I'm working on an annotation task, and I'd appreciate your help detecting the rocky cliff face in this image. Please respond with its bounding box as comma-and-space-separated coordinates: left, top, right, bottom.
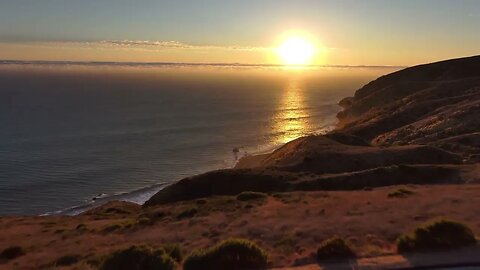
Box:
337, 55, 480, 162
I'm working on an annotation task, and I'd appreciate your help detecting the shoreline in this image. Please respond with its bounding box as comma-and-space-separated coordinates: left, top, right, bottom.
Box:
45, 125, 335, 216
43, 182, 169, 216
2, 59, 367, 217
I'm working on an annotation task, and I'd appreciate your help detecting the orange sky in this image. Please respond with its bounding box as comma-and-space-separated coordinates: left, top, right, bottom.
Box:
1, 1, 480, 66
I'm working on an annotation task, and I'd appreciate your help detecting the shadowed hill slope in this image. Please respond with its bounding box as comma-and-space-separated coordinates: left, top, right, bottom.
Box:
337, 55, 480, 161
144, 164, 465, 206
235, 135, 461, 173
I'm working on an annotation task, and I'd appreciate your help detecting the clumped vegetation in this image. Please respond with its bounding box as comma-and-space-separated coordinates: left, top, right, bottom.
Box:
274, 234, 297, 253
196, 199, 207, 205
55, 254, 82, 266
102, 219, 138, 233
100, 245, 177, 270
0, 246, 26, 261
102, 223, 123, 233
183, 238, 268, 270
137, 217, 154, 226
272, 192, 305, 204
176, 206, 198, 219
388, 188, 415, 198
397, 219, 477, 253
162, 244, 184, 263
346, 209, 364, 216
316, 237, 356, 261
75, 223, 88, 232
54, 228, 66, 234
105, 207, 130, 214
193, 196, 240, 213
236, 191, 267, 201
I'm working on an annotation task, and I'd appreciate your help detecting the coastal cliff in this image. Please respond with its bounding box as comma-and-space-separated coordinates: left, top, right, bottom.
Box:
337, 55, 480, 157
2, 56, 480, 270
145, 55, 480, 206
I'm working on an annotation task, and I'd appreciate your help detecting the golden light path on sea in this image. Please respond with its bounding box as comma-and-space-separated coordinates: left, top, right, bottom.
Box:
274, 79, 311, 144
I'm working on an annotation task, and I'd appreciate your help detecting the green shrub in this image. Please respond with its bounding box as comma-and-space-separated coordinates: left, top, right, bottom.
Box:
183, 238, 268, 270
86, 257, 103, 267
102, 224, 123, 233
397, 219, 477, 253
105, 207, 129, 214
100, 245, 176, 270
274, 235, 297, 253
76, 223, 88, 231
0, 246, 25, 260
138, 217, 153, 226
196, 199, 207, 205
388, 188, 415, 198
272, 192, 304, 204
162, 244, 184, 263
316, 237, 355, 261
55, 254, 81, 266
102, 219, 138, 233
236, 192, 267, 201
177, 206, 198, 220
54, 228, 66, 234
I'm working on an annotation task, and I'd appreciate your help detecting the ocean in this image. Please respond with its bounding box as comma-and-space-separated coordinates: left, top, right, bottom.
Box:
0, 62, 401, 215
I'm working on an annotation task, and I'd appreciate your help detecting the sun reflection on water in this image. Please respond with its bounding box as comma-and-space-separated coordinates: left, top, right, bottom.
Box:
274, 79, 311, 144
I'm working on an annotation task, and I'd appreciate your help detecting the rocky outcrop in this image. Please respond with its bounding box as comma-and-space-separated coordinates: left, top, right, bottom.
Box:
235, 135, 461, 174
336, 55, 480, 162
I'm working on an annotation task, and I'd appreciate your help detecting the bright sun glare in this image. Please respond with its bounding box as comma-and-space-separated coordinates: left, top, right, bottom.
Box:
277, 35, 316, 65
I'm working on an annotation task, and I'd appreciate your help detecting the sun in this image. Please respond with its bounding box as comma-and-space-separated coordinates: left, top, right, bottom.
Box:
277, 35, 316, 65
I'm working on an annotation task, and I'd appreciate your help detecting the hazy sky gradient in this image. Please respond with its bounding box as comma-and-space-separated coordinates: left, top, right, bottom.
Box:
1, 0, 479, 65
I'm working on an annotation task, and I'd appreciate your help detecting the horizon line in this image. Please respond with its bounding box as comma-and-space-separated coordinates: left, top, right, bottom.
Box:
0, 59, 408, 69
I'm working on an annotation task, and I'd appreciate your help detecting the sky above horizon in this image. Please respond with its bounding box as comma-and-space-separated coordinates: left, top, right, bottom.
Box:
1, 0, 480, 66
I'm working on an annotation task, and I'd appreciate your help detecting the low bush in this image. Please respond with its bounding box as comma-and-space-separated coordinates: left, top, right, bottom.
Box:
388, 188, 415, 198
183, 238, 268, 270
75, 223, 88, 231
54, 228, 66, 234
102, 219, 138, 233
272, 192, 305, 204
162, 244, 184, 263
236, 192, 267, 201
55, 254, 82, 266
102, 224, 123, 233
397, 219, 477, 253
86, 257, 103, 268
196, 199, 207, 205
274, 234, 297, 253
176, 206, 198, 219
0, 246, 25, 260
138, 217, 154, 226
100, 245, 176, 270
316, 237, 355, 261
105, 207, 129, 214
